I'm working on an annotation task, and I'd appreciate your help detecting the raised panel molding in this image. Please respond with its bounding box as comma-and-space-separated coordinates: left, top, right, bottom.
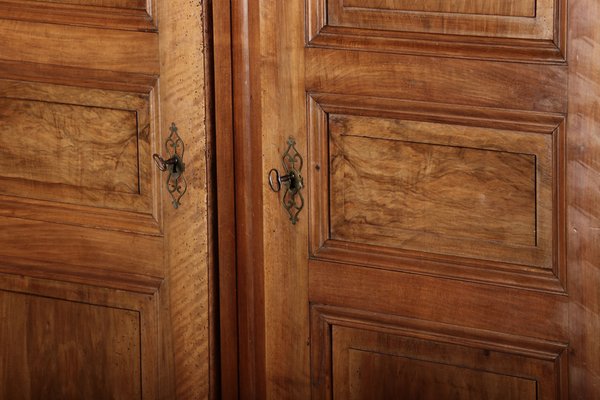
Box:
343, 0, 536, 17
0, 272, 161, 400
0, 78, 161, 234
311, 305, 568, 400
307, 0, 567, 63
0, 0, 156, 31
308, 93, 566, 293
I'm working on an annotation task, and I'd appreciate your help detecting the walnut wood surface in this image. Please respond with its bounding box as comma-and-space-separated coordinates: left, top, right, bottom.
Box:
0, 98, 138, 193
343, 0, 535, 17
0, 290, 142, 400
328, 0, 554, 39
225, 0, 597, 397
329, 115, 539, 252
36, 0, 145, 8
0, 0, 156, 31
158, 0, 212, 397
0, 0, 213, 398
212, 0, 240, 398
567, 0, 600, 396
0, 19, 158, 74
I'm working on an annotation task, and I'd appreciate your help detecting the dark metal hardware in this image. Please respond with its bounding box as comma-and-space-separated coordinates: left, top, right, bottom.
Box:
268, 137, 304, 224
153, 122, 187, 209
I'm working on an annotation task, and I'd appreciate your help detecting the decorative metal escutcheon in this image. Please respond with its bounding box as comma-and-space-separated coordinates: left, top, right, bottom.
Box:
268, 137, 304, 224
153, 122, 187, 209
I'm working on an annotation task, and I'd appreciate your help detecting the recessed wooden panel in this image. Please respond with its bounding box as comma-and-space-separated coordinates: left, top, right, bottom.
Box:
311, 306, 567, 400
308, 95, 566, 291
307, 0, 566, 62
343, 0, 535, 17
329, 116, 537, 247
33, 0, 146, 8
347, 349, 537, 400
0, 79, 160, 232
327, 0, 554, 39
320, 109, 553, 267
0, 0, 156, 31
0, 290, 142, 400
0, 98, 139, 194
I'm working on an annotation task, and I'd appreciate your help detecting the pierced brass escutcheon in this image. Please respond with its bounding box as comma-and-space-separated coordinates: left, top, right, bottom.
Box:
153, 122, 187, 209
268, 137, 304, 224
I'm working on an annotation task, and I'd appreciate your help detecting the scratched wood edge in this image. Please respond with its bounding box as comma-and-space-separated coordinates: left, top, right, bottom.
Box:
202, 0, 221, 398
567, 0, 600, 396
158, 0, 211, 398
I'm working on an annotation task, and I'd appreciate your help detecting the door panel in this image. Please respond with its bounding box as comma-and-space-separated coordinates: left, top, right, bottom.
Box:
308, 0, 566, 62
311, 306, 565, 400
230, 0, 598, 397
0, 80, 157, 217
0, 283, 151, 400
0, 0, 210, 397
309, 97, 560, 270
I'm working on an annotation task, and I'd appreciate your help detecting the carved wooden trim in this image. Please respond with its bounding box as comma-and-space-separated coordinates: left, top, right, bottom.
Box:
307, 0, 567, 63
0, 78, 161, 234
0, 272, 162, 399
311, 304, 568, 399
0, 0, 156, 31
308, 93, 566, 293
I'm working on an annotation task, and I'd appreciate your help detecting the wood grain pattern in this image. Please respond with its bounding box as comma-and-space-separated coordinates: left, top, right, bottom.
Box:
0, 271, 161, 400
0, 79, 156, 217
0, 216, 163, 276
567, 0, 600, 396
223, 0, 600, 397
257, 0, 311, 398
212, 0, 240, 397
309, 260, 569, 341
34, 0, 146, 8
346, 350, 536, 400
158, 0, 212, 397
306, 48, 567, 113
330, 117, 536, 246
310, 306, 566, 400
0, 0, 213, 396
0, 98, 139, 193
329, 0, 554, 39
309, 96, 564, 292
0, 290, 142, 400
0, 19, 158, 74
307, 0, 566, 63
328, 114, 550, 265
343, 0, 535, 17
0, 0, 155, 31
